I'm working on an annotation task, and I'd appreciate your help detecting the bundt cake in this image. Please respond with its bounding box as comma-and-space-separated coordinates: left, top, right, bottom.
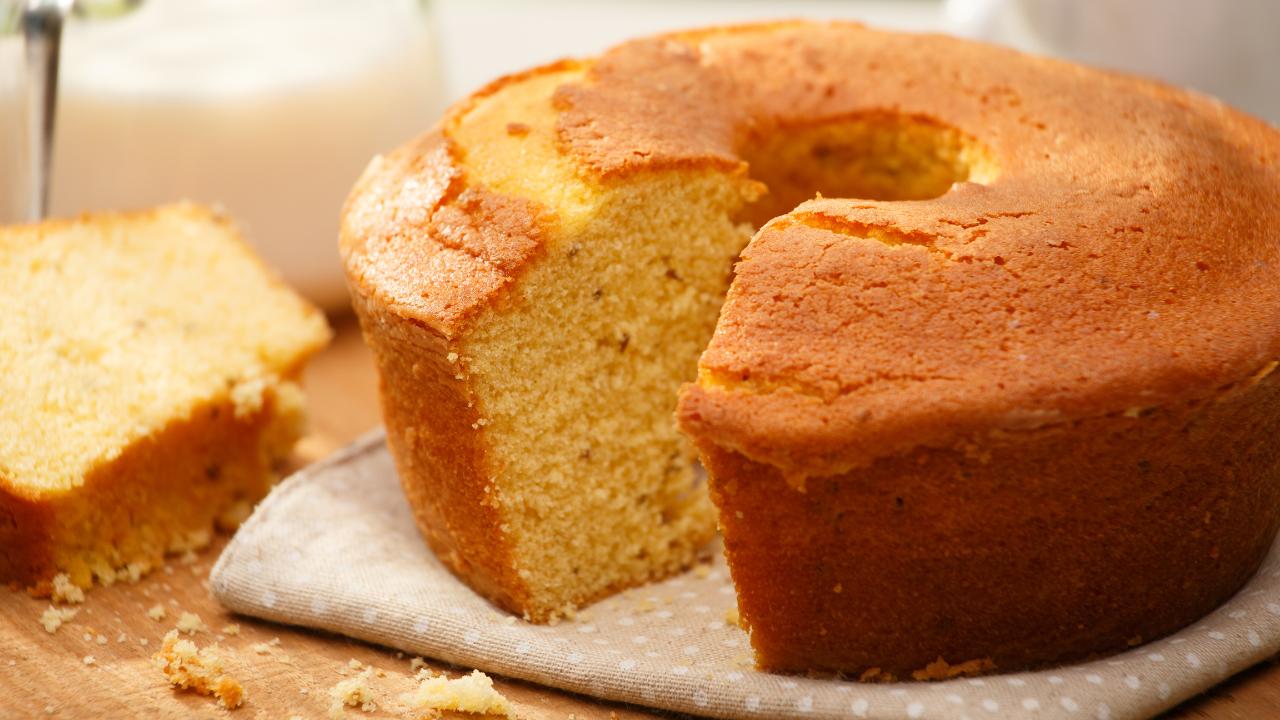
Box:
341, 21, 1280, 675
1, 204, 330, 593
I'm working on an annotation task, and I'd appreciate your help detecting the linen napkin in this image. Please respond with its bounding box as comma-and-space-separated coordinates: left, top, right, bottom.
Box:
211, 431, 1280, 720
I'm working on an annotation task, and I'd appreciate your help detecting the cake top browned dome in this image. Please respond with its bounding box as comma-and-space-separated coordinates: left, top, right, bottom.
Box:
342, 21, 1280, 480
662, 24, 1280, 479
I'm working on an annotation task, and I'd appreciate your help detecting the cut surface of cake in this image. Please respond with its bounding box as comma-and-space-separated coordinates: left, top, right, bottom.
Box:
343, 62, 758, 621
1, 203, 331, 593
343, 20, 1280, 675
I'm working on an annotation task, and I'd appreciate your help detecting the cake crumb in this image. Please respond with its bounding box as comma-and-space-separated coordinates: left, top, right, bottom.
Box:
724, 605, 740, 627
176, 611, 205, 634
153, 630, 245, 709
230, 376, 268, 418
409, 657, 427, 672
124, 561, 149, 583
347, 659, 363, 671
117, 632, 127, 643
222, 623, 241, 636
51, 574, 85, 605
910, 656, 996, 681
328, 667, 377, 718
859, 666, 898, 683
399, 669, 513, 718
40, 606, 78, 633
218, 499, 254, 529
147, 604, 167, 622
82, 655, 95, 666
139, 638, 149, 647
95, 634, 108, 645
251, 643, 273, 655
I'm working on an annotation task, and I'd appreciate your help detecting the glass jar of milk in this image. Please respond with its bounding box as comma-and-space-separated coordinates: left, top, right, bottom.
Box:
1, 0, 443, 310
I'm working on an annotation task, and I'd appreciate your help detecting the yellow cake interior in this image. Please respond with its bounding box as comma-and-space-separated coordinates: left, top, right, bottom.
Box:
449, 69, 754, 615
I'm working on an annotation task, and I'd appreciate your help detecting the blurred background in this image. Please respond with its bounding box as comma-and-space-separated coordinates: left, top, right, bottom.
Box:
2, 0, 1276, 310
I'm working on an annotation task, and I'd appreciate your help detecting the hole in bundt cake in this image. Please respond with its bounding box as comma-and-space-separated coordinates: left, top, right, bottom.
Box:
738, 113, 996, 228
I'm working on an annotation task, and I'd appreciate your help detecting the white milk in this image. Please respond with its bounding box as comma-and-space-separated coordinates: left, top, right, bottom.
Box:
0, 31, 23, 224
1, 0, 444, 308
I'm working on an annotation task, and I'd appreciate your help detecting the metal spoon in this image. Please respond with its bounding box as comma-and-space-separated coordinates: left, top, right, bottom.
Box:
21, 0, 72, 221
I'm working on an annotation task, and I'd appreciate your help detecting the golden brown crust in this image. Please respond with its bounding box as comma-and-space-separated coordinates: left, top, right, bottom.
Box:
700, 367, 1280, 676
341, 116, 556, 615
340, 105, 555, 341
0, 495, 53, 588
2, 378, 305, 590
347, 290, 531, 615
558, 22, 1280, 477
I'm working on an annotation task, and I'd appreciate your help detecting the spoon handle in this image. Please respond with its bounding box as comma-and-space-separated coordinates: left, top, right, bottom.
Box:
21, 0, 72, 222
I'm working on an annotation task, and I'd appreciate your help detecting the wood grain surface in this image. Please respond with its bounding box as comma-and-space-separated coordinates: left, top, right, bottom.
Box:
1, 317, 1276, 719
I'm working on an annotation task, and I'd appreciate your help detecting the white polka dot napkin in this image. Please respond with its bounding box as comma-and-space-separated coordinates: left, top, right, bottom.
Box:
211, 432, 1280, 720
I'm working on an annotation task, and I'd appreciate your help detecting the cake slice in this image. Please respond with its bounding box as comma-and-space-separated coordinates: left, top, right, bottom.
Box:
0, 203, 331, 594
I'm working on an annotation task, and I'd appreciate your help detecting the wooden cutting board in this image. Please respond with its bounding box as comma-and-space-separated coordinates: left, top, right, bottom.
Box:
2, 317, 1276, 719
